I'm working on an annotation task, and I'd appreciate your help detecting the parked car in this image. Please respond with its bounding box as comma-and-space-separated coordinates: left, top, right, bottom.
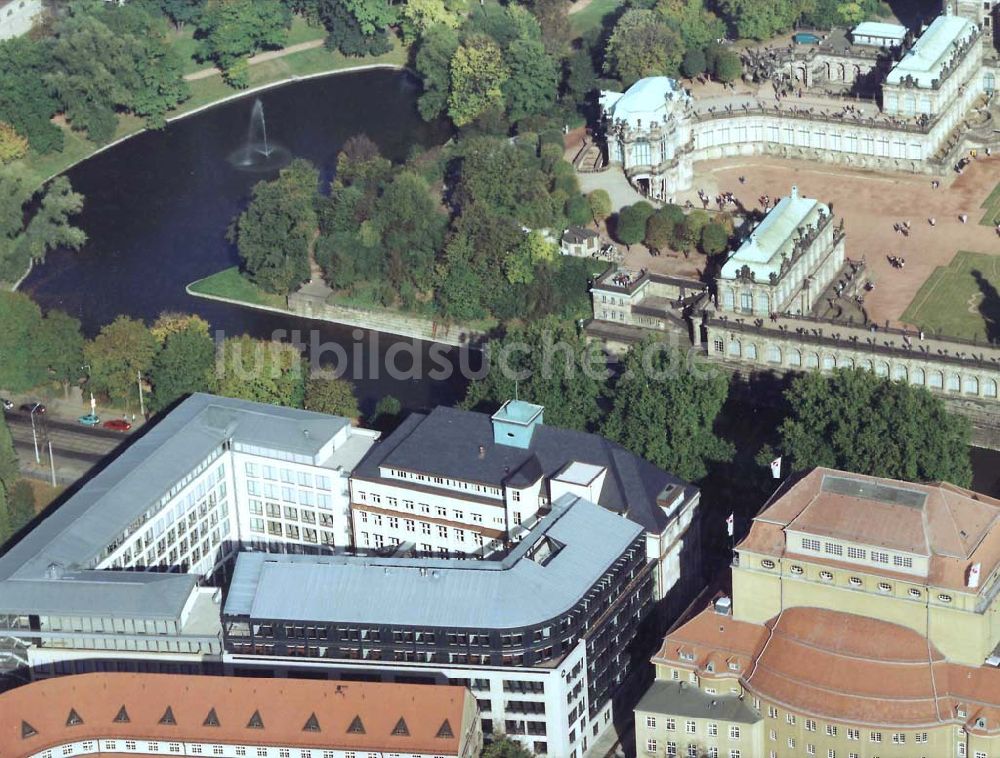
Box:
78, 413, 101, 426
20, 402, 45, 414
0, 399, 12, 411
103, 418, 132, 432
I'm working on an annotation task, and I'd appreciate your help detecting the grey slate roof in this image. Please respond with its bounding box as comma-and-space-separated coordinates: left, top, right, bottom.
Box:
224, 493, 643, 629
0, 394, 350, 619
636, 681, 761, 724
353, 406, 694, 532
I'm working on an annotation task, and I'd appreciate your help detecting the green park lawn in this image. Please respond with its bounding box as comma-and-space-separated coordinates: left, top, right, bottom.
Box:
900, 250, 1000, 341
979, 180, 1000, 226
569, 0, 621, 38
187, 267, 287, 309
169, 16, 327, 76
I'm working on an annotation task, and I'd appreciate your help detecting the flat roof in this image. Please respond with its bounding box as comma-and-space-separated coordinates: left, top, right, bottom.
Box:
225, 493, 643, 629
887, 15, 976, 88
0, 394, 355, 619
852, 21, 906, 40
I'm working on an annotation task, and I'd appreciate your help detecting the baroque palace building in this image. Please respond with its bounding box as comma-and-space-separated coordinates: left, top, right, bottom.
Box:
0, 673, 482, 758
600, 8, 997, 200
633, 467, 1000, 758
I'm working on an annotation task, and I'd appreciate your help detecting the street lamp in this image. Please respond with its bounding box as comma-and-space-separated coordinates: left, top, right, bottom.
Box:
29, 403, 41, 465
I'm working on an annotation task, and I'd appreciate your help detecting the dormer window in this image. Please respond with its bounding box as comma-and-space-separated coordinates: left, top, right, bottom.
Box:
849, 577, 863, 587
819, 571, 833, 581
877, 582, 892, 593
938, 594, 953, 603
790, 565, 804, 575
761, 559, 776, 569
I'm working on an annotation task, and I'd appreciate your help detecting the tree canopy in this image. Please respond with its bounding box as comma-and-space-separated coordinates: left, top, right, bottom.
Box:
462, 317, 604, 431
198, 0, 291, 86
604, 10, 683, 86
216, 335, 306, 407
84, 316, 160, 408
602, 338, 734, 481
233, 159, 319, 295
776, 368, 973, 486
149, 315, 217, 412
304, 376, 362, 420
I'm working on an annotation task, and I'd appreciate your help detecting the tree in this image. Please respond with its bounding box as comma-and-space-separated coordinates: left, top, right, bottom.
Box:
462, 317, 604, 431
481, 735, 534, 758
716, 0, 804, 40
415, 24, 460, 121
604, 9, 683, 86
644, 210, 675, 253
776, 368, 972, 485
84, 316, 159, 407
562, 48, 598, 105
448, 37, 510, 127
157, 0, 205, 30
657, 0, 726, 51
216, 335, 306, 408
232, 159, 319, 295
615, 202, 654, 247
565, 194, 591, 226
681, 47, 707, 78
0, 413, 18, 494
399, 0, 460, 42
197, 0, 291, 86
713, 49, 742, 83
603, 337, 733, 481
369, 394, 402, 431
0, 37, 64, 155
6, 480, 35, 534
587, 189, 612, 227
0, 123, 28, 164
30, 309, 85, 395
699, 219, 729, 255
0, 291, 44, 391
502, 38, 559, 124
677, 208, 710, 251
528, 0, 571, 55
321, 0, 393, 56
372, 171, 447, 295
149, 318, 217, 411
303, 376, 361, 420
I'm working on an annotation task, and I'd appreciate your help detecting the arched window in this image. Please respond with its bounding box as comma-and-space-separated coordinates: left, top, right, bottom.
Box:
910, 367, 925, 386
892, 364, 907, 382
964, 376, 980, 395
728, 339, 741, 357
767, 345, 782, 364
745, 343, 758, 360
875, 361, 889, 377
789, 350, 802, 367
740, 292, 753, 313
840, 357, 854, 369
723, 290, 735, 310
805, 352, 819, 369
821, 355, 836, 371
928, 371, 943, 389
984, 379, 998, 398
947, 374, 961, 392
860, 359, 873, 372
758, 293, 770, 315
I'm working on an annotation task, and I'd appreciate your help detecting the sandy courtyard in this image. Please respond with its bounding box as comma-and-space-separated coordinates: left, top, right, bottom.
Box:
673, 155, 1000, 328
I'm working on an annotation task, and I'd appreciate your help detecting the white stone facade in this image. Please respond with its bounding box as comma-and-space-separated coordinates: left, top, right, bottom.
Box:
0, 0, 42, 40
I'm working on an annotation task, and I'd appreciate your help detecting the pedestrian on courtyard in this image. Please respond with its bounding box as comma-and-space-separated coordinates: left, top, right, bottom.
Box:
929, 217, 936, 226
960, 214, 968, 224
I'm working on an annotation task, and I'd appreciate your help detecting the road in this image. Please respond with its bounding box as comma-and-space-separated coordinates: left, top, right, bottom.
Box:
4, 410, 127, 482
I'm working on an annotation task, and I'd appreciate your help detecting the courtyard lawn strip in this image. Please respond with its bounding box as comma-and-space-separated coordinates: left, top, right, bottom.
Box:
900, 250, 1000, 341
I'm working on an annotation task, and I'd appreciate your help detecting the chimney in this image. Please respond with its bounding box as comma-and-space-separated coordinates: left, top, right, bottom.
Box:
478, 445, 486, 459
791, 184, 799, 199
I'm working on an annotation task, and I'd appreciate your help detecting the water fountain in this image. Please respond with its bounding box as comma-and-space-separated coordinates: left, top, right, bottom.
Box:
229, 98, 291, 171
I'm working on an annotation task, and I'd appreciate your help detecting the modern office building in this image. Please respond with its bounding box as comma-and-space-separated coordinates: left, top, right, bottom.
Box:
0, 394, 377, 675
633, 467, 1000, 758
1, 673, 482, 758
223, 494, 655, 758
348, 400, 702, 605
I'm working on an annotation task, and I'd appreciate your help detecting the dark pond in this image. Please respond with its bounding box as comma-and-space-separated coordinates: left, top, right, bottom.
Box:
21, 69, 471, 413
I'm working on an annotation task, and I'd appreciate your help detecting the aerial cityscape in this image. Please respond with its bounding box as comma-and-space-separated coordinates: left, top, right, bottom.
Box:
0, 0, 998, 756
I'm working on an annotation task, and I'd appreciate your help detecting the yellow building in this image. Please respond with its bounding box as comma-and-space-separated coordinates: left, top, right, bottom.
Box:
635, 467, 1000, 758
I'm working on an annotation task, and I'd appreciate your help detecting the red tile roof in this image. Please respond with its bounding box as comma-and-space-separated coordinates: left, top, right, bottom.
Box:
0, 674, 474, 758
655, 605, 1000, 730
742, 468, 1000, 591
